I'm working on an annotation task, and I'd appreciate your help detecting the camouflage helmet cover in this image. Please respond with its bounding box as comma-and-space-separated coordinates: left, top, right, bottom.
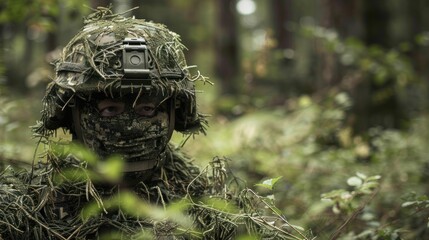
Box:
34, 9, 208, 137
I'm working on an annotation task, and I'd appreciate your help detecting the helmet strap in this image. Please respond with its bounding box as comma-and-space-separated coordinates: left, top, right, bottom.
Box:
167, 97, 176, 142
71, 101, 84, 142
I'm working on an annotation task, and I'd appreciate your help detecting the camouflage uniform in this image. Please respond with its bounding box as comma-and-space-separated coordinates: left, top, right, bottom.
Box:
0, 8, 298, 240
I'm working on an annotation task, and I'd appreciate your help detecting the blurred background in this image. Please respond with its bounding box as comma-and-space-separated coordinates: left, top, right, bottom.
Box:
1, 0, 429, 238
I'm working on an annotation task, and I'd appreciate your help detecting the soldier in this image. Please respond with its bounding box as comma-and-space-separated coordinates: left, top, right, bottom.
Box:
0, 7, 302, 240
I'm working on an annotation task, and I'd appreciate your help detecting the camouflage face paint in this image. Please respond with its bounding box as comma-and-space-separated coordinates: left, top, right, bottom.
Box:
78, 96, 170, 166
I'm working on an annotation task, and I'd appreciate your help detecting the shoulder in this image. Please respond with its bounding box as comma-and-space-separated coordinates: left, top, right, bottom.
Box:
169, 145, 201, 174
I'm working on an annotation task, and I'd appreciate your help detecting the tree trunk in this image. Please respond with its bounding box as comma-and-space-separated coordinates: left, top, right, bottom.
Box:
363, 0, 390, 47
271, 0, 293, 50
4, 23, 29, 92
214, 0, 239, 95
319, 0, 362, 89
354, 0, 401, 132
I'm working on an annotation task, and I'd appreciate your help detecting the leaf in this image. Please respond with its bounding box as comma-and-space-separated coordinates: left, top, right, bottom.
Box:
68, 143, 99, 164
340, 192, 353, 201
401, 201, 416, 207
417, 195, 429, 201
321, 189, 347, 200
81, 201, 102, 221
347, 176, 363, 187
356, 172, 367, 180
332, 204, 341, 214
361, 182, 379, 190
266, 194, 275, 201
98, 155, 124, 182
366, 175, 382, 181
270, 205, 284, 216
255, 176, 283, 190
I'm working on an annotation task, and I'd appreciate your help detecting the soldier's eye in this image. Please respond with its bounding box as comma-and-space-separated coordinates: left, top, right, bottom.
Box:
134, 103, 156, 117
97, 100, 125, 117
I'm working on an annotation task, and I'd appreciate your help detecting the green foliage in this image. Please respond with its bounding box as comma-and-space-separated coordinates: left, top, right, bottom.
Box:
3, 84, 428, 238
82, 191, 195, 237
51, 143, 124, 184
401, 192, 429, 228
321, 173, 381, 215
415, 32, 429, 46
255, 176, 283, 191
300, 24, 418, 99
0, 0, 89, 30
0, 96, 19, 140
180, 89, 429, 239
0, 89, 33, 165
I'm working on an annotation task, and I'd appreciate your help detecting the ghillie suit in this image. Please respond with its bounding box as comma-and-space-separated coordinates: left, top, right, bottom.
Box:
0, 7, 308, 240
0, 149, 303, 239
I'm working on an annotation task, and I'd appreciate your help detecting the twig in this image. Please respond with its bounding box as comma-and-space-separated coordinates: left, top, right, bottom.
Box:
17, 204, 67, 240
329, 186, 380, 239
246, 189, 309, 240
0, 219, 24, 233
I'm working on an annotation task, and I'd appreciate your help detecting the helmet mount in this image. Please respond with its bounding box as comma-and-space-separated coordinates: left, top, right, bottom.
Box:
123, 38, 151, 78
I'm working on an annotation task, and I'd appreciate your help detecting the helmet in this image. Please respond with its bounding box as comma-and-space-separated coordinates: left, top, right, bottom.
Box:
33, 8, 208, 140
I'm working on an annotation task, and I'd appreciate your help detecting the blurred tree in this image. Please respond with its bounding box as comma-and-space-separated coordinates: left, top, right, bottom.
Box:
271, 0, 293, 50
0, 0, 42, 91
0, 0, 88, 92
314, 0, 415, 133
363, 1, 390, 47
323, 0, 362, 38
355, 0, 400, 132
268, 0, 294, 97
319, 0, 361, 88
403, 0, 429, 113
215, 0, 240, 95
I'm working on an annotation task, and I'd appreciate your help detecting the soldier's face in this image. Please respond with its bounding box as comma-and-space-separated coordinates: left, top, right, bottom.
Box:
76, 93, 171, 166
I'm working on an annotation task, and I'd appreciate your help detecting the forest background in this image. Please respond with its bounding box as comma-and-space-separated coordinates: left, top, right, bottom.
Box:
1, 0, 429, 239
